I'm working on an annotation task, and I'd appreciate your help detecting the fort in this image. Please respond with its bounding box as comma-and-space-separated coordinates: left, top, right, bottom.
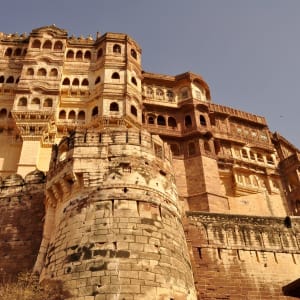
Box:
0, 25, 299, 299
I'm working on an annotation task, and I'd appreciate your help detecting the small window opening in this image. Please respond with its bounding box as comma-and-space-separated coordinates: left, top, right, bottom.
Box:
200, 115, 207, 126
157, 115, 166, 126
131, 49, 137, 59
110, 102, 119, 111
185, 115, 192, 127
131, 105, 137, 117
112, 72, 120, 79
113, 44, 121, 53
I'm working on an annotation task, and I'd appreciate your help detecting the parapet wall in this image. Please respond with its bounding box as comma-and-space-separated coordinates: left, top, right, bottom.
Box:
0, 171, 45, 278
185, 212, 300, 299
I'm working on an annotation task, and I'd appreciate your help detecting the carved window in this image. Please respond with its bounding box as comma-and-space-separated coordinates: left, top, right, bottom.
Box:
185, 115, 192, 127
167, 90, 174, 101
44, 98, 53, 107
147, 87, 153, 97
154, 143, 163, 158
68, 110, 76, 120
32, 39, 41, 48
0, 108, 7, 119
78, 110, 85, 120
110, 102, 119, 112
43, 40, 52, 49
27, 68, 34, 76
95, 76, 101, 85
62, 78, 70, 85
6, 76, 14, 83
156, 89, 164, 99
168, 117, 177, 128
266, 155, 274, 165
131, 105, 137, 117
131, 77, 137, 86
241, 149, 248, 159
92, 106, 98, 116
200, 115, 207, 126
257, 153, 264, 162
76, 50, 83, 59
113, 44, 121, 54
72, 78, 79, 86
14, 48, 22, 56
18, 97, 27, 106
170, 144, 180, 156
84, 51, 91, 59
97, 48, 103, 59
37, 68, 46, 76
148, 115, 155, 124
181, 88, 189, 99
54, 41, 63, 50
112, 72, 120, 79
50, 68, 58, 77
250, 151, 255, 160
157, 115, 166, 126
204, 141, 211, 152
31, 98, 40, 105
5, 48, 12, 56
131, 49, 137, 59
59, 110, 66, 119
0, 76, 4, 83
66, 50, 74, 59
82, 78, 89, 86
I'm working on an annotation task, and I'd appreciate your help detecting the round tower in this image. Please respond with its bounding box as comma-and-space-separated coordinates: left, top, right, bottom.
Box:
34, 128, 196, 299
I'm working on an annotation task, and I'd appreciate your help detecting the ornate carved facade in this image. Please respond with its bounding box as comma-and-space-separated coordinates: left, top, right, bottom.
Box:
0, 25, 300, 299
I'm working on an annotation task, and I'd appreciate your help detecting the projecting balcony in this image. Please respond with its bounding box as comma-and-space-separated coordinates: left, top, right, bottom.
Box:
279, 153, 300, 170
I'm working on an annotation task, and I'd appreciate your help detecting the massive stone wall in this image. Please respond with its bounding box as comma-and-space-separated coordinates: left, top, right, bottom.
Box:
0, 171, 45, 278
185, 212, 300, 299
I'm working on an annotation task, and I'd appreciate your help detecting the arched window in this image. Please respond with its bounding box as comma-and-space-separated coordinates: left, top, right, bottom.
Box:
54, 41, 63, 50
131, 105, 137, 117
68, 110, 76, 119
0, 108, 7, 119
167, 90, 174, 100
131, 77, 137, 86
0, 76, 4, 83
147, 88, 153, 97
84, 51, 91, 59
72, 78, 79, 86
66, 50, 74, 59
188, 142, 196, 156
81, 78, 89, 86
18, 97, 27, 106
200, 115, 207, 126
170, 144, 180, 156
37, 68, 46, 76
32, 39, 41, 48
78, 110, 85, 120
14, 48, 22, 56
204, 141, 211, 152
95, 76, 101, 85
97, 48, 103, 59
44, 98, 53, 107
168, 117, 177, 127
31, 98, 40, 105
113, 44, 121, 53
156, 89, 164, 99
157, 115, 166, 126
62, 78, 70, 85
110, 102, 119, 111
27, 68, 34, 76
148, 116, 155, 124
185, 115, 192, 127
6, 76, 14, 83
76, 50, 83, 59
42, 40, 52, 49
5, 48, 12, 56
112, 72, 120, 79
50, 68, 58, 77
23, 49, 27, 56
59, 110, 66, 119
92, 106, 98, 116
131, 49, 137, 59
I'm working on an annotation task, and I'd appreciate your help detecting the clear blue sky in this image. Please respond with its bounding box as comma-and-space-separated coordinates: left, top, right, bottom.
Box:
1, 0, 299, 147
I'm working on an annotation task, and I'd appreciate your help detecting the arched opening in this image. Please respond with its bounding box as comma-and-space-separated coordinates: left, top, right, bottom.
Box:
148, 115, 155, 124
6, 76, 14, 83
81, 78, 89, 86
110, 102, 119, 112
18, 97, 27, 106
95, 76, 101, 85
168, 117, 177, 127
188, 142, 196, 156
44, 98, 53, 107
66, 50, 74, 59
166, 90, 174, 101
156, 89, 164, 99
0, 76, 4, 83
131, 77, 137, 86
0, 108, 7, 119
185, 115, 192, 127
5, 48, 12, 56
72, 78, 79, 86
76, 50, 83, 59
14, 48, 22, 56
78, 110, 85, 120
43, 40, 52, 49
59, 110, 66, 119
92, 106, 98, 116
157, 115, 166, 126
32, 39, 41, 48
113, 44, 121, 53
54, 41, 63, 50
84, 51, 91, 59
147, 88, 153, 97
68, 110, 76, 120
200, 115, 207, 126
131, 105, 137, 117
37, 68, 47, 76
170, 144, 180, 156
31, 98, 40, 105
50, 68, 58, 77
131, 49, 137, 59
62, 78, 70, 85
97, 48, 103, 59
27, 68, 34, 76
112, 72, 120, 79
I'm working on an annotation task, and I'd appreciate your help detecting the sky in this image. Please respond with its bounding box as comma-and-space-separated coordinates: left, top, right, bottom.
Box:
1, 0, 299, 148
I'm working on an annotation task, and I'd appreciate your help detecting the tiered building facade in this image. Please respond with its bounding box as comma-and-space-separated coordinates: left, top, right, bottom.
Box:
0, 25, 300, 299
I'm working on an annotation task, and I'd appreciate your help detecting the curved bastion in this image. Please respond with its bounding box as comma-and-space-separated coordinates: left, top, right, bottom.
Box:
34, 128, 197, 299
